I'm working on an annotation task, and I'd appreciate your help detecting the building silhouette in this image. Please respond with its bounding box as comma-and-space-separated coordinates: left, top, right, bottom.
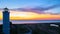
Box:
3, 8, 10, 34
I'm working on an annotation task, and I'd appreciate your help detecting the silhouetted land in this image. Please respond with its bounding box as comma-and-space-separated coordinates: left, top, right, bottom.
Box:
0, 22, 60, 34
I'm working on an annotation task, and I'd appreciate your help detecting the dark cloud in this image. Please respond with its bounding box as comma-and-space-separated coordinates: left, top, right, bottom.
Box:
32, 4, 60, 11
9, 4, 60, 14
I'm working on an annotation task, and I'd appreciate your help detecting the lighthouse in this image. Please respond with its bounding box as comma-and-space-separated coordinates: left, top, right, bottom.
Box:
3, 8, 10, 34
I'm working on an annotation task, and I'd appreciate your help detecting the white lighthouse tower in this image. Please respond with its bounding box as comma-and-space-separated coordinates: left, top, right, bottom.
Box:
3, 8, 10, 34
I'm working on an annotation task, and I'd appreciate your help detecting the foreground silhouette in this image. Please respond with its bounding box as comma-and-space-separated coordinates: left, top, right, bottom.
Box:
0, 22, 60, 34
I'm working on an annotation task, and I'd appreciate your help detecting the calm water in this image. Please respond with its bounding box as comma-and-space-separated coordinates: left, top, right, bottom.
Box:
0, 20, 60, 24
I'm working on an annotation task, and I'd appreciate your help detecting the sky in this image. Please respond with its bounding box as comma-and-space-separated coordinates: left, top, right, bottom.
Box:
0, 0, 60, 8
0, 0, 60, 20
0, 0, 60, 13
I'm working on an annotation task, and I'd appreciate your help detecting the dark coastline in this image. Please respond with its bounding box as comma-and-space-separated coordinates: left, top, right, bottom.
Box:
0, 22, 60, 34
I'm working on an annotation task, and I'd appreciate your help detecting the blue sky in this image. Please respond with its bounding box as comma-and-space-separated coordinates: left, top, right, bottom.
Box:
0, 0, 60, 13
0, 0, 60, 8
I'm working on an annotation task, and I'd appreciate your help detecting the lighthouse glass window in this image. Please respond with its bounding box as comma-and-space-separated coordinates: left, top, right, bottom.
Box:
0, 0, 60, 34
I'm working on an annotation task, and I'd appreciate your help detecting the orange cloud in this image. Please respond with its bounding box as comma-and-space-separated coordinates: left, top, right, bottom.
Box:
0, 10, 60, 20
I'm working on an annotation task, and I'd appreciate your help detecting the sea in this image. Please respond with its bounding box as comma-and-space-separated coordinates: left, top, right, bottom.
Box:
0, 20, 60, 24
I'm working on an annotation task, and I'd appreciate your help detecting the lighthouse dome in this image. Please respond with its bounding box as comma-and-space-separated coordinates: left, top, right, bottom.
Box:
4, 7, 9, 11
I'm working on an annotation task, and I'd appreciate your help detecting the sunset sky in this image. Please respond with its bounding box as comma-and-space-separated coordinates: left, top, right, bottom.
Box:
0, 0, 60, 20
0, 10, 60, 20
